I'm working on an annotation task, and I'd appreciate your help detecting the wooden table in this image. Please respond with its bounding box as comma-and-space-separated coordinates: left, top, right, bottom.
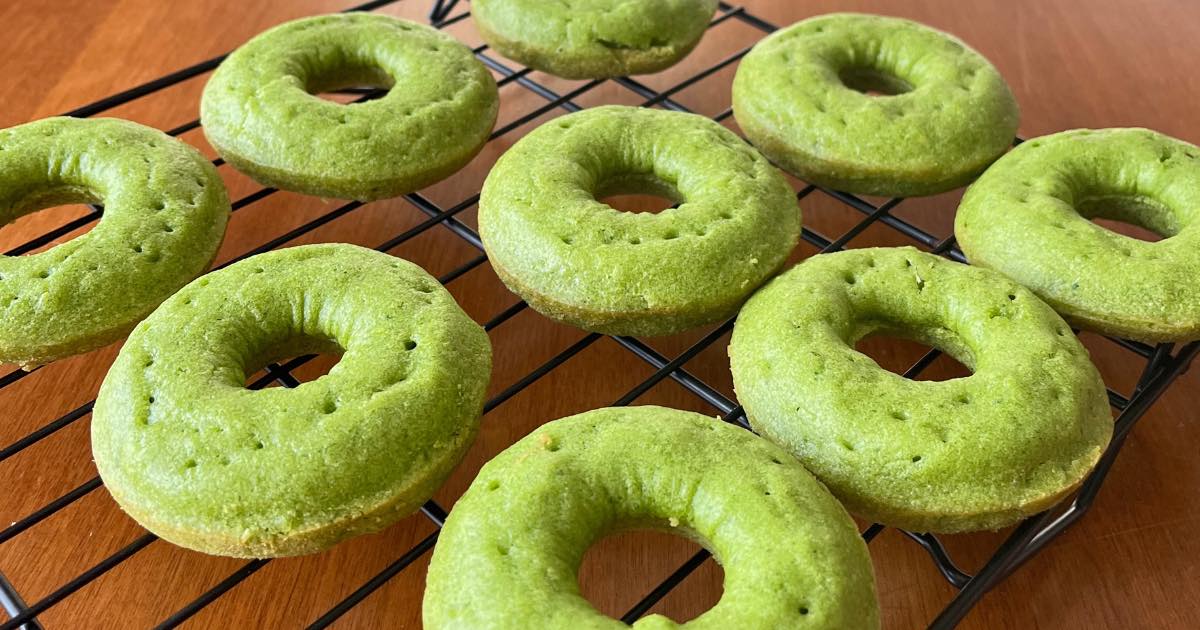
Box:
2, 0, 1198, 628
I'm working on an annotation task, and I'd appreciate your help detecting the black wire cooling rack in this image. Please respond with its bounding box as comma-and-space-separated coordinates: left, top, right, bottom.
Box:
1, 0, 1197, 628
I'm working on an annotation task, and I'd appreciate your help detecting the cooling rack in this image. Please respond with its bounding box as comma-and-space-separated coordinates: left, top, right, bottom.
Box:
1, 0, 1196, 628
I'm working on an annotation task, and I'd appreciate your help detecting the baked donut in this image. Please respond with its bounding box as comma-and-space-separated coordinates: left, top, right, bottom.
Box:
957, 128, 1200, 342
92, 244, 492, 557
201, 13, 498, 201
729, 247, 1112, 533
0, 117, 229, 368
732, 13, 1019, 197
473, 0, 719, 79
425, 406, 879, 629
479, 105, 800, 337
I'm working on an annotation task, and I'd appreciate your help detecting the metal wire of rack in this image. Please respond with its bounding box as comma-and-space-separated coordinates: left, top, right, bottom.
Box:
0, 0, 1196, 628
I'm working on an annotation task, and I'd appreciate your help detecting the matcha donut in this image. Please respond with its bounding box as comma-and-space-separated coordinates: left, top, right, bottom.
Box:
729, 248, 1112, 533
425, 406, 879, 629
0, 117, 229, 369
201, 13, 499, 201
957, 128, 1200, 342
92, 244, 491, 558
473, 0, 719, 79
479, 105, 801, 337
732, 13, 1020, 197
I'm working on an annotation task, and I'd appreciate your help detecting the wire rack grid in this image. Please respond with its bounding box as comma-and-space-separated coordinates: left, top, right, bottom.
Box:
0, 0, 1196, 628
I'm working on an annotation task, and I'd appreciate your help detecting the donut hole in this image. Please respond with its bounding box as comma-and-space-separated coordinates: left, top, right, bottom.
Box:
1076, 194, 1176, 242
837, 66, 914, 97
242, 334, 345, 389
594, 172, 682, 215
301, 57, 396, 105
0, 187, 100, 256
578, 528, 722, 623
853, 329, 973, 381
598, 193, 676, 214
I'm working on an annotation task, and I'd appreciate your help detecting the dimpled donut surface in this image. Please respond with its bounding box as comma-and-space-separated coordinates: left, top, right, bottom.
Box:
0, 117, 229, 368
473, 0, 719, 79
478, 105, 801, 337
92, 244, 492, 558
732, 13, 1019, 197
729, 247, 1112, 533
424, 406, 879, 629
201, 13, 498, 201
956, 128, 1200, 343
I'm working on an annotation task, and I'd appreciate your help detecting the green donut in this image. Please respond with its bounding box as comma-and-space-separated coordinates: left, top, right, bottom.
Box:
0, 117, 229, 369
201, 14, 499, 201
956, 128, 1200, 343
92, 244, 492, 558
473, 0, 719, 79
732, 13, 1019, 197
729, 248, 1112, 533
479, 105, 801, 337
424, 406, 879, 629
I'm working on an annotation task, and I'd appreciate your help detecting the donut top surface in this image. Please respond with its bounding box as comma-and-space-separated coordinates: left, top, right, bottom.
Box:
732, 13, 1019, 196
479, 105, 800, 336
425, 406, 879, 629
0, 117, 229, 367
200, 13, 498, 200
956, 128, 1200, 342
91, 244, 492, 557
473, 0, 719, 78
730, 247, 1112, 532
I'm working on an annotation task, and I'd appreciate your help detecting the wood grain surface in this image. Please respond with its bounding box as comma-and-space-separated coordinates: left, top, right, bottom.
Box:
2, 0, 1198, 628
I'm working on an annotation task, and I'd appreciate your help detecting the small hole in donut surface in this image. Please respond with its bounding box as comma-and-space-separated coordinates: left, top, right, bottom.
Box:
854, 333, 973, 381
0, 198, 99, 256
838, 66, 914, 97
579, 529, 722, 623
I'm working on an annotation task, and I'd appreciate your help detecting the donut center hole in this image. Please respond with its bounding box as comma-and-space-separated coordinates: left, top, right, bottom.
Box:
838, 67, 914, 96
243, 334, 345, 389
854, 329, 973, 381
578, 528, 722, 622
303, 60, 395, 104
1076, 194, 1178, 242
0, 188, 100, 256
595, 173, 683, 214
